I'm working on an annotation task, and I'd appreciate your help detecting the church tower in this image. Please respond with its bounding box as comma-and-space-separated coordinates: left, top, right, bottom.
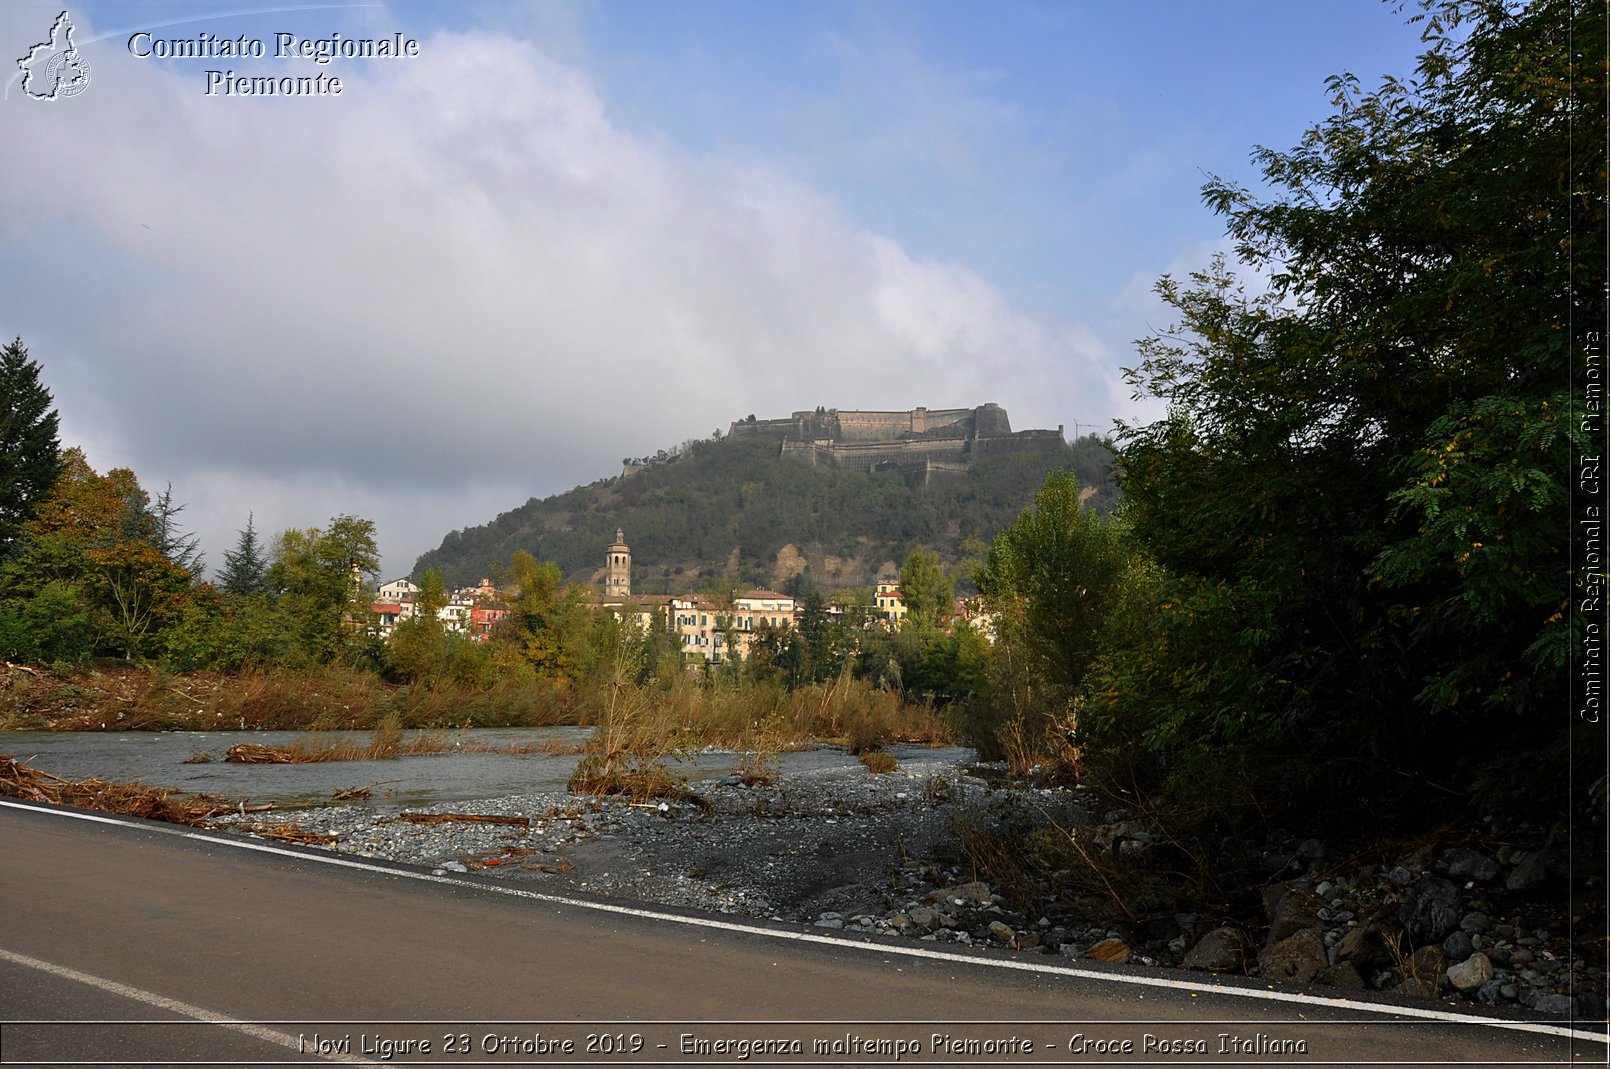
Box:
604, 528, 631, 600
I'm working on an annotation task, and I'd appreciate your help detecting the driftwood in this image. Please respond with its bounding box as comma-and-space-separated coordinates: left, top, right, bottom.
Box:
396, 812, 531, 827
225, 743, 296, 764
0, 755, 233, 827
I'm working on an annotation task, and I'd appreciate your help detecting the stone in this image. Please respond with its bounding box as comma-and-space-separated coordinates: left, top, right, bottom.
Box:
988, 920, 1016, 943
1388, 865, 1414, 887
1335, 923, 1398, 972
1258, 929, 1328, 984
814, 915, 844, 930
1398, 876, 1462, 944
1266, 889, 1328, 947
1084, 938, 1131, 964
927, 880, 993, 906
1017, 931, 1041, 950
1297, 838, 1326, 860
1446, 952, 1494, 993
1505, 851, 1548, 891
908, 906, 938, 928
1533, 994, 1574, 1015
1476, 980, 1505, 1004
1319, 962, 1367, 989
1181, 927, 1250, 973
1441, 931, 1475, 963
1460, 911, 1490, 932
1445, 847, 1501, 884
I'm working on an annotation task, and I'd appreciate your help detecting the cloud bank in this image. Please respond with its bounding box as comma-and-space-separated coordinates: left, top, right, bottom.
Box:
2, 20, 1123, 575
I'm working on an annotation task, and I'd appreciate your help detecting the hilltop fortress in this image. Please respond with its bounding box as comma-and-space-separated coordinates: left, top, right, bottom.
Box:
727, 404, 1067, 486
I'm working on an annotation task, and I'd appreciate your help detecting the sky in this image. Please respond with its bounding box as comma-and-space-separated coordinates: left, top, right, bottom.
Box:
1, 0, 1431, 579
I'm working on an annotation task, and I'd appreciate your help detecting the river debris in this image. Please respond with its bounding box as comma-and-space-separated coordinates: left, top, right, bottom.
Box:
330, 779, 401, 801
228, 820, 337, 845
0, 754, 236, 826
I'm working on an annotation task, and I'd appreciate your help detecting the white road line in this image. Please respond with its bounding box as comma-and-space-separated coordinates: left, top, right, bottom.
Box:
4, 798, 1604, 1044
0, 946, 384, 1067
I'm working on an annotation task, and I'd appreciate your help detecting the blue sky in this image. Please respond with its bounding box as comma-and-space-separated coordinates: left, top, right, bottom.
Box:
1, 1, 1431, 577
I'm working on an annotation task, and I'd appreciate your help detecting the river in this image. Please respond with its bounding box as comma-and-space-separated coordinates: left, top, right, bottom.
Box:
0, 728, 973, 811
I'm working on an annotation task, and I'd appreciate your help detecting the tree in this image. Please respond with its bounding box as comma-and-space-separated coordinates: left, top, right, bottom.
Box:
0, 338, 62, 554
975, 469, 1129, 695
0, 448, 191, 659
219, 514, 268, 596
1108, 0, 1604, 812
898, 547, 953, 630
267, 515, 381, 663
150, 483, 205, 578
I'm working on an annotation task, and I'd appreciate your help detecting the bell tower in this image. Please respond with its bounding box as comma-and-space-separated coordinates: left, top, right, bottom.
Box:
605, 528, 631, 599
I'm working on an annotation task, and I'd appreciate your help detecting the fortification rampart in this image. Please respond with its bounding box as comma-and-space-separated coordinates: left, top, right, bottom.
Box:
738, 403, 1064, 477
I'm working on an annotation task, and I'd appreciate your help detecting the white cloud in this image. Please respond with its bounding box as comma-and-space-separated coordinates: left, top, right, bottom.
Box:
2, 20, 1121, 575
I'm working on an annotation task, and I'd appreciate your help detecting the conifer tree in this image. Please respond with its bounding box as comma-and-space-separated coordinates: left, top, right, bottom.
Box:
0, 338, 63, 554
220, 514, 268, 596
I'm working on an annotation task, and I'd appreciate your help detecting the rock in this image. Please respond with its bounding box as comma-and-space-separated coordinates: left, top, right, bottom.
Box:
1266, 889, 1328, 947
1297, 838, 1326, 860
814, 913, 845, 929
1441, 931, 1475, 963
1259, 929, 1328, 984
1460, 911, 1490, 932
1533, 993, 1574, 1015
1018, 931, 1041, 950
1335, 922, 1399, 972
1476, 980, 1505, 1004
1445, 848, 1500, 884
1500, 983, 1518, 1000
1446, 952, 1493, 993
927, 881, 992, 906
1399, 876, 1462, 943
1505, 851, 1548, 891
1084, 938, 1131, 964
1319, 962, 1367, 989
988, 920, 1016, 943
1182, 927, 1250, 973
908, 906, 938, 929
1388, 865, 1414, 887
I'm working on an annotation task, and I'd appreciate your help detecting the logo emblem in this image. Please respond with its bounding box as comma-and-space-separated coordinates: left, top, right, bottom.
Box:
17, 11, 90, 100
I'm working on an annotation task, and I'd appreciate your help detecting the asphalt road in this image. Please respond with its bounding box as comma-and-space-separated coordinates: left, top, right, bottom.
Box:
0, 799, 1599, 1067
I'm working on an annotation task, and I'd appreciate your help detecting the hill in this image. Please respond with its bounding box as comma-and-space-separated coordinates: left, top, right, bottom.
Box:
413, 406, 1114, 594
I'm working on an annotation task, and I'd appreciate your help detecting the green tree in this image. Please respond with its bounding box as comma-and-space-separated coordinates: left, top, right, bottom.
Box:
975, 470, 1129, 697
0, 338, 63, 556
266, 515, 381, 663
898, 547, 953, 630
1108, 0, 1603, 812
150, 483, 205, 578
219, 514, 268, 596
0, 449, 191, 659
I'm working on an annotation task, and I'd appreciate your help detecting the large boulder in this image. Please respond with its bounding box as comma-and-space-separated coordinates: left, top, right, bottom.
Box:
1181, 927, 1250, 973
1265, 888, 1328, 948
1398, 876, 1462, 944
1444, 847, 1500, 884
1258, 929, 1327, 984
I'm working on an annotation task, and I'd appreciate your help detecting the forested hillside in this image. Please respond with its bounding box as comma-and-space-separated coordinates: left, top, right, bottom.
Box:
413, 430, 1114, 592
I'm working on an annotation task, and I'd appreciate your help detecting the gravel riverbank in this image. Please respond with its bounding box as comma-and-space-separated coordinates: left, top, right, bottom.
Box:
213, 749, 1603, 1023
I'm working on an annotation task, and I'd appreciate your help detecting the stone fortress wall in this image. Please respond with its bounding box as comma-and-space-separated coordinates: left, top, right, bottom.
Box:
729, 404, 1064, 487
